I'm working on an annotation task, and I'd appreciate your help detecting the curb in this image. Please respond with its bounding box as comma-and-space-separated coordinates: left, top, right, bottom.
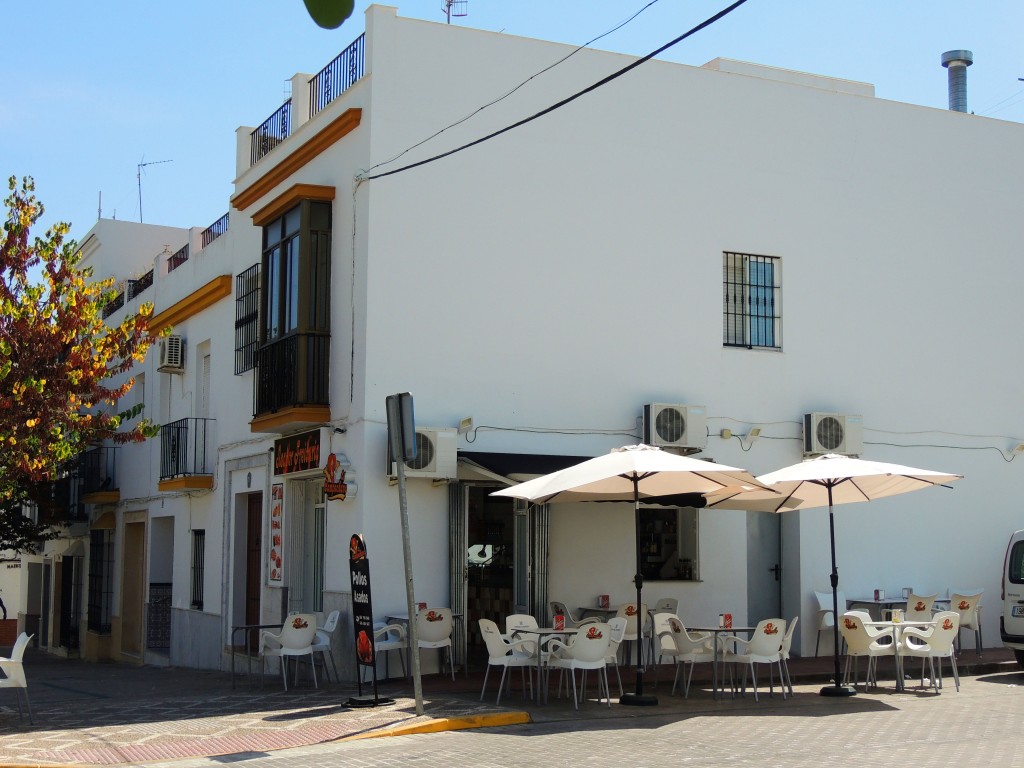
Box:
339, 711, 532, 741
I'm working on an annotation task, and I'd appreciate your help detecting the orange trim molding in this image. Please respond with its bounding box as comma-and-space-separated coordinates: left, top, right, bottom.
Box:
158, 476, 215, 492
250, 406, 332, 434
252, 184, 336, 227
92, 511, 116, 530
150, 275, 232, 335
231, 107, 361, 213
83, 491, 120, 505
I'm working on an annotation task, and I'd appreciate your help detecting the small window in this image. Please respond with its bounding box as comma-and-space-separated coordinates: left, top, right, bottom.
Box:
723, 252, 781, 350
191, 530, 206, 610
1009, 541, 1024, 586
639, 507, 699, 581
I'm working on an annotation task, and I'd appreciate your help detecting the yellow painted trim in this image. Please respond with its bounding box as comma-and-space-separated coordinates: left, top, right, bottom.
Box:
150, 275, 233, 335
340, 712, 532, 741
251, 184, 336, 227
83, 490, 120, 505
250, 406, 332, 434
158, 476, 215, 492
92, 511, 116, 530
231, 108, 362, 213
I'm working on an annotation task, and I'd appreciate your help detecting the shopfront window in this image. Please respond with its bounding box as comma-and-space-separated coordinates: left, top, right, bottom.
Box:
639, 507, 699, 581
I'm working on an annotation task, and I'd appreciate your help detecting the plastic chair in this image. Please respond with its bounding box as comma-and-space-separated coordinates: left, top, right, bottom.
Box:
549, 601, 587, 628
0, 633, 34, 723
899, 610, 961, 693
838, 611, 895, 690
645, 598, 679, 661
614, 602, 646, 667
656, 616, 713, 698
904, 593, 938, 622
505, 613, 540, 656
546, 622, 613, 709
950, 591, 983, 655
478, 619, 536, 704
362, 622, 408, 682
814, 589, 846, 656
310, 609, 340, 682
415, 607, 455, 680
780, 615, 799, 695
721, 618, 788, 702
603, 616, 628, 696
260, 614, 318, 691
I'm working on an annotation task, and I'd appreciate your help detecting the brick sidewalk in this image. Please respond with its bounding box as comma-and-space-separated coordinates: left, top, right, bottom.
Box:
0, 646, 1015, 766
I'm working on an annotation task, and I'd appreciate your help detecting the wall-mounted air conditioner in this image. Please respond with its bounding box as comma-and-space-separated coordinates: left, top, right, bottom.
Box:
803, 413, 863, 456
158, 335, 184, 374
386, 427, 458, 479
643, 403, 707, 450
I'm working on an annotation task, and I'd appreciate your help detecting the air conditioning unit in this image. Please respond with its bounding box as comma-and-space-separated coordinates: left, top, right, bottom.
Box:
158, 335, 184, 373
643, 404, 707, 450
386, 427, 458, 479
803, 413, 863, 456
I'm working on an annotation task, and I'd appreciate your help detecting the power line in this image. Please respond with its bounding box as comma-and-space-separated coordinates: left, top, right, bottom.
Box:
361, 0, 751, 181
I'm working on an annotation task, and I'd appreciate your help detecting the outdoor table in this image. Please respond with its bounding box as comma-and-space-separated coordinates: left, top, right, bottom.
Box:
850, 597, 951, 621
230, 623, 283, 689
864, 619, 937, 691
690, 625, 755, 700
577, 606, 619, 620
511, 626, 580, 704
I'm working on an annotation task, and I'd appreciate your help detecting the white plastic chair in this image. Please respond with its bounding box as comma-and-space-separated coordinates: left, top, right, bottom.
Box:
780, 615, 799, 695
361, 622, 408, 682
814, 590, 846, 656
478, 619, 536, 704
505, 613, 540, 656
415, 607, 455, 680
904, 593, 938, 623
546, 622, 613, 709
603, 616, 628, 696
899, 610, 961, 693
614, 602, 646, 667
310, 609, 340, 682
260, 614, 318, 691
721, 618, 788, 702
549, 601, 586, 628
0, 633, 33, 723
950, 591, 983, 655
645, 598, 679, 661
656, 616, 713, 698
838, 611, 895, 690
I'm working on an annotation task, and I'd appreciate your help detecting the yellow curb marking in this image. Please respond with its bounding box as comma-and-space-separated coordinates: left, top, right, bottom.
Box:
340, 712, 531, 740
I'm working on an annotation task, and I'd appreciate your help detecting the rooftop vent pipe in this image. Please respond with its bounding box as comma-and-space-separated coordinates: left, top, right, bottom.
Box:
941, 50, 973, 112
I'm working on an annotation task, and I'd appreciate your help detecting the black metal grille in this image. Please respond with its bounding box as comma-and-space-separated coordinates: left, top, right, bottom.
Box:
201, 213, 229, 248
250, 100, 292, 166
309, 34, 365, 118
254, 333, 330, 415
190, 530, 205, 610
102, 290, 125, 319
167, 243, 190, 273
147, 582, 172, 650
87, 529, 113, 634
723, 251, 782, 350
127, 270, 153, 300
159, 418, 213, 479
235, 264, 260, 374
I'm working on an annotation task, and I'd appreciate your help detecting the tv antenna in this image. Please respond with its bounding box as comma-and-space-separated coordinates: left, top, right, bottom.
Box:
442, 0, 467, 24
137, 157, 172, 223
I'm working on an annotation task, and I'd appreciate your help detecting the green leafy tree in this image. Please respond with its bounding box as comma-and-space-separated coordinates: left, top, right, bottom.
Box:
0, 176, 158, 551
302, 0, 354, 29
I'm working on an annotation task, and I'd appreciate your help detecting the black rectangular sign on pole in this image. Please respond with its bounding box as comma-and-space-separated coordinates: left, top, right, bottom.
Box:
347, 533, 392, 706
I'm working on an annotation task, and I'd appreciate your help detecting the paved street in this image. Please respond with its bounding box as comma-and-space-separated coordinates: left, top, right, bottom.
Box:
0, 646, 1020, 767
143, 669, 1024, 768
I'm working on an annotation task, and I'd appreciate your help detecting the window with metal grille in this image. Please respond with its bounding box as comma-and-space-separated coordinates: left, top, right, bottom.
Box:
723, 252, 782, 350
235, 264, 260, 374
191, 530, 206, 610
87, 529, 113, 633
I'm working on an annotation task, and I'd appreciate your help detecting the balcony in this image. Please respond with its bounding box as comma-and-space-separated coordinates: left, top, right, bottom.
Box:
251, 333, 330, 433
158, 418, 214, 491
78, 446, 120, 505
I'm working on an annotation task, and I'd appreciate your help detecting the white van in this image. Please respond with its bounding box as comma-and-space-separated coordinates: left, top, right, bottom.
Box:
1001, 529, 1024, 668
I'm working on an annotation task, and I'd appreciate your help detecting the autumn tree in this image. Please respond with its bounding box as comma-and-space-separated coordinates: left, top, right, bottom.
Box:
0, 176, 158, 551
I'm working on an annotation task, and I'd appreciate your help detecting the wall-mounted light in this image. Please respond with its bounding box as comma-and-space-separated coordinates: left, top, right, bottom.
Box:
458, 416, 474, 435
1012, 443, 1024, 456
741, 427, 762, 449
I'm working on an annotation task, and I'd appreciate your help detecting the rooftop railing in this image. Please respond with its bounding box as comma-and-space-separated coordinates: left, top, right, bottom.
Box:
309, 33, 365, 119
250, 100, 292, 166
201, 212, 229, 248
127, 269, 154, 300
167, 243, 190, 273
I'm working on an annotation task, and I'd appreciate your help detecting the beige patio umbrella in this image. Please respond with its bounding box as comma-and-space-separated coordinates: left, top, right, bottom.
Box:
491, 444, 773, 706
705, 453, 963, 697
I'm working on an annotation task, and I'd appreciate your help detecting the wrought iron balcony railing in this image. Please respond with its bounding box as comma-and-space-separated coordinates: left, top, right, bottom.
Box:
254, 333, 330, 416
309, 33, 365, 119
201, 212, 229, 248
159, 418, 214, 480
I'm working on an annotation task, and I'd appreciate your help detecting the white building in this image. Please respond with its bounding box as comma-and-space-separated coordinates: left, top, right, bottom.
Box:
41, 5, 1024, 675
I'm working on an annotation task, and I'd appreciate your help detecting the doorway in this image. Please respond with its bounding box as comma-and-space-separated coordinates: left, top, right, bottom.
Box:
121, 521, 146, 657
746, 512, 782, 625
245, 493, 262, 651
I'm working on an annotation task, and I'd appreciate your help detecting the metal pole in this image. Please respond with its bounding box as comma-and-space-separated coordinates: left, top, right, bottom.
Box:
620, 476, 657, 706
396, 457, 424, 715
820, 483, 855, 696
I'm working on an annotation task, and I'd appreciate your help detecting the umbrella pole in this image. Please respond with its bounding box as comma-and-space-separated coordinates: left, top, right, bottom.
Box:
820, 487, 856, 697
620, 479, 658, 707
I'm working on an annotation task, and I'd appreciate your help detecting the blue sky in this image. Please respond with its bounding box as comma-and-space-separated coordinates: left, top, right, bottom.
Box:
4, 1, 1022, 242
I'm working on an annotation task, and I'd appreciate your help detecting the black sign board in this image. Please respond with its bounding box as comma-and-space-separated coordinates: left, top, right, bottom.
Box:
349, 534, 375, 674
273, 429, 322, 475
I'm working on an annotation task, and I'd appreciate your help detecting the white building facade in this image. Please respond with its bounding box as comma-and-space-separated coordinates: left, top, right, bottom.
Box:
44, 5, 1024, 675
